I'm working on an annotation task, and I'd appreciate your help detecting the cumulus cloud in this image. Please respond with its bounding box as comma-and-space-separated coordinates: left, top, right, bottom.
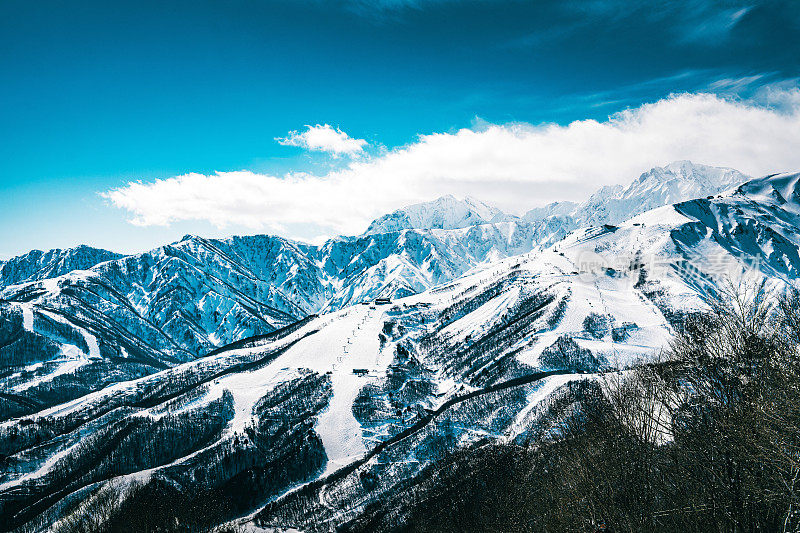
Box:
104, 90, 800, 239
276, 124, 367, 156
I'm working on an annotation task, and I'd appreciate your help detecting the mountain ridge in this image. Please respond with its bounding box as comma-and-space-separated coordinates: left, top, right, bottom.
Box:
0, 161, 756, 424
523, 160, 749, 225
0, 245, 123, 288
2, 169, 798, 531
0, 161, 750, 295
365, 194, 513, 234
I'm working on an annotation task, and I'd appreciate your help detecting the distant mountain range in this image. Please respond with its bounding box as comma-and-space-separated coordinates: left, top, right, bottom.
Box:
0, 161, 752, 420
0, 245, 123, 288
4, 160, 788, 532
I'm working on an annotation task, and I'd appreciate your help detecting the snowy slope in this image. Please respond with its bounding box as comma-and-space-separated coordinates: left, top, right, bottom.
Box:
365, 195, 512, 234
3, 170, 798, 531
0, 251, 659, 531
523, 161, 750, 236
0, 236, 306, 422
0, 225, 534, 421
575, 160, 750, 227
0, 162, 759, 435
0, 245, 123, 288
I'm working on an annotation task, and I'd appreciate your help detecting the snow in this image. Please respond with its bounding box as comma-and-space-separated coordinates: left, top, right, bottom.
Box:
626, 204, 695, 226
278, 305, 389, 475
7, 162, 799, 528
440, 283, 522, 342
222, 368, 293, 435
181, 305, 393, 475
365, 194, 511, 234
37, 308, 101, 360
2, 303, 100, 392
524, 161, 749, 229
504, 374, 584, 440
109, 304, 394, 477
491, 248, 675, 369
80, 328, 101, 359
96, 304, 395, 477
41, 277, 59, 294
0, 326, 322, 490
20, 303, 34, 331
0, 438, 79, 491
12, 344, 91, 393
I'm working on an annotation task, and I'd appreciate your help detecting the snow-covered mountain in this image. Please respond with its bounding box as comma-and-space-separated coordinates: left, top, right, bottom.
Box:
0, 245, 122, 287
1, 166, 796, 532
0, 225, 539, 421
0, 162, 752, 426
575, 160, 750, 227
523, 160, 750, 233
365, 194, 511, 234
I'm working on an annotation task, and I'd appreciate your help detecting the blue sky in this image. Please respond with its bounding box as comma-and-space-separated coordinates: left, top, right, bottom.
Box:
2, 0, 800, 258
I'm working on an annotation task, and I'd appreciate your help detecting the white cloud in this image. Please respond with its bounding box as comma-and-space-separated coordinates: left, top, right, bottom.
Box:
276, 124, 367, 156
678, 5, 752, 43
105, 89, 800, 239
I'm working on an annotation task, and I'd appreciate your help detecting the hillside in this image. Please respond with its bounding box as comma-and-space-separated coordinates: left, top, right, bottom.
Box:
1, 169, 797, 531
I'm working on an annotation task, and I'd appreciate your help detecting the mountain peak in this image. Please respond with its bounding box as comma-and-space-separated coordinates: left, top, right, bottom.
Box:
662, 159, 697, 175
365, 195, 511, 234
523, 161, 751, 229
579, 161, 750, 226
0, 245, 123, 287
642, 160, 742, 182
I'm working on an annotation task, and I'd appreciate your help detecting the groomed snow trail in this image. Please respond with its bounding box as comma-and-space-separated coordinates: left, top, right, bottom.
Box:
20, 304, 34, 331
312, 305, 386, 475
200, 304, 389, 475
